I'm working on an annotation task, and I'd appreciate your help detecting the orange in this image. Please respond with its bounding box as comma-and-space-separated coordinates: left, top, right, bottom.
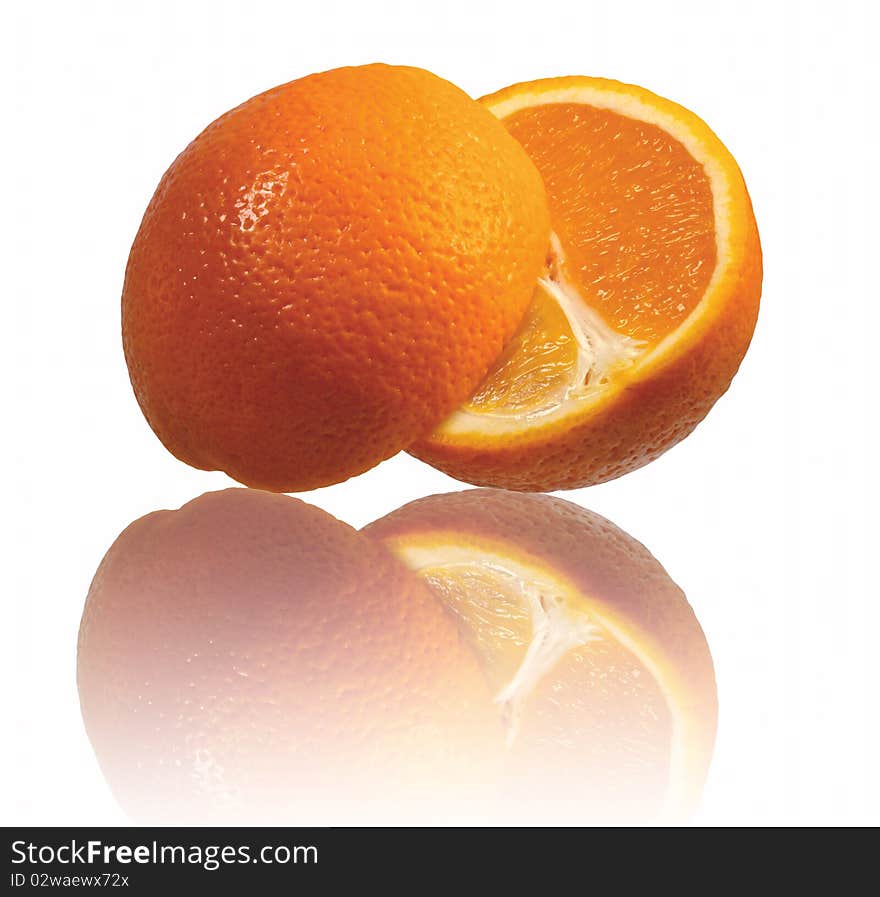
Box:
412, 77, 762, 490
122, 64, 549, 492
365, 488, 717, 823
77, 489, 502, 824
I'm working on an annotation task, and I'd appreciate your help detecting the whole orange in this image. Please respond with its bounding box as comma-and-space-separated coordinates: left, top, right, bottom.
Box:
123, 64, 549, 491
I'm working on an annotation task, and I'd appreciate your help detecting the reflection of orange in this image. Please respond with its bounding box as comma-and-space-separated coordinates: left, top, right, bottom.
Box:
365, 489, 717, 822
122, 64, 549, 492
77, 489, 501, 824
413, 77, 762, 491
78, 487, 716, 825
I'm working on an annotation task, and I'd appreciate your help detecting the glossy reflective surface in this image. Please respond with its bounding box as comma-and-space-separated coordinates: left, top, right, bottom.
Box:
78, 488, 716, 825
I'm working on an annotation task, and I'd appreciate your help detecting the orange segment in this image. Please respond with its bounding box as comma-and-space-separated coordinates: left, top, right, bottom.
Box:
419, 561, 534, 694
411, 77, 762, 491
463, 280, 579, 417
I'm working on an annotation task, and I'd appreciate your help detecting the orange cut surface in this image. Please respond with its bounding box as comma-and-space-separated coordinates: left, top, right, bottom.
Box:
506, 103, 717, 345
464, 280, 579, 415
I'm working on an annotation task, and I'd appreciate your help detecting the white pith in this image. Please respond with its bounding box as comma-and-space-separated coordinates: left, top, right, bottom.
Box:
454, 232, 644, 430
491, 575, 601, 746
398, 542, 601, 744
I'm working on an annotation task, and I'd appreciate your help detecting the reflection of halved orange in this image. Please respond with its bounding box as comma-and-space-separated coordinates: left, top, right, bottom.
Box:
412, 77, 762, 490
365, 489, 717, 822
77, 489, 501, 824
79, 488, 716, 824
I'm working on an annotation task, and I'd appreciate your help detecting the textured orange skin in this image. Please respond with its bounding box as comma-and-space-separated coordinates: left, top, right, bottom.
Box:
411, 77, 762, 491
77, 489, 501, 824
364, 487, 718, 815
123, 65, 550, 491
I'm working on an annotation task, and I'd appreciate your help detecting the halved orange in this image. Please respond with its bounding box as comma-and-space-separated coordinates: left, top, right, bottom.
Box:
411, 77, 762, 491
365, 489, 718, 823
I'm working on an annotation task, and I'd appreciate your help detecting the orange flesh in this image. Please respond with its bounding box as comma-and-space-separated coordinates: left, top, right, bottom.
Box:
504, 103, 717, 345
513, 640, 673, 811
533, 638, 673, 756
465, 282, 578, 414
421, 566, 672, 751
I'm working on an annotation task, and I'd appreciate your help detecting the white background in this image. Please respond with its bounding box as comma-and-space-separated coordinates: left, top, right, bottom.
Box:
2, 0, 877, 826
